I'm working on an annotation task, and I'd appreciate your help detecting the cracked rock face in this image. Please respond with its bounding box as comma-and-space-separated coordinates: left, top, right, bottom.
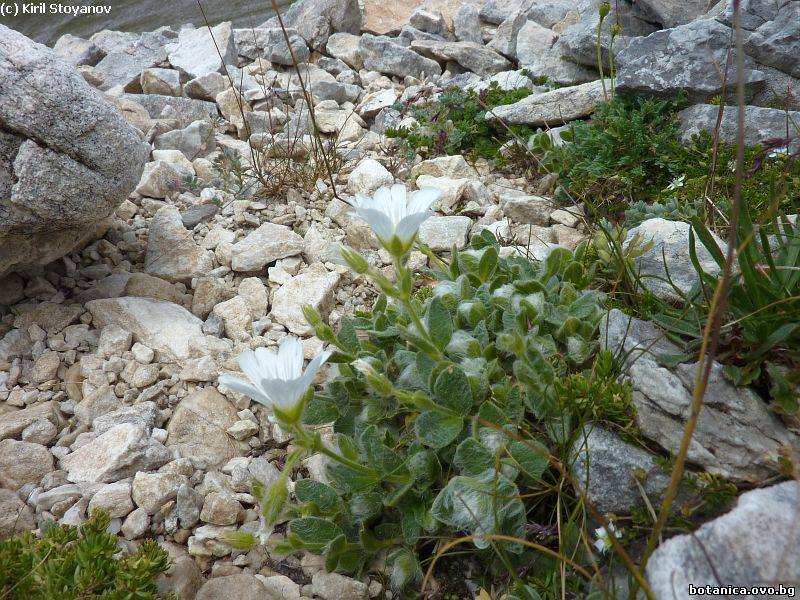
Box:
647, 481, 800, 595
601, 309, 799, 481
0, 25, 148, 276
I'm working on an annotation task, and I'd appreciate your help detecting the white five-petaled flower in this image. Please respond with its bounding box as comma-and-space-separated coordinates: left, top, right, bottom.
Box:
593, 523, 621, 554
349, 184, 441, 255
666, 174, 686, 191
218, 337, 330, 423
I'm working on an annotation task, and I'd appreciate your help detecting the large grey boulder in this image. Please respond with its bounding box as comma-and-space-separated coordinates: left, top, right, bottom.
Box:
86, 297, 226, 362
166, 388, 249, 469
677, 104, 800, 153
719, 0, 800, 79
624, 218, 723, 303
555, 0, 658, 68
410, 40, 512, 77
61, 423, 171, 483
196, 574, 266, 600
633, 0, 723, 28
486, 79, 607, 126
614, 1, 799, 109
168, 22, 237, 79
480, 0, 535, 25
571, 425, 671, 514
487, 10, 528, 58
271, 264, 340, 335
527, 0, 584, 29
145, 206, 214, 283
616, 19, 766, 102
601, 309, 800, 480
0, 26, 148, 277
647, 482, 800, 598
515, 20, 597, 85
260, 0, 361, 51
0, 488, 35, 540
233, 27, 310, 65
153, 119, 217, 159
359, 35, 442, 80
122, 94, 219, 128
52, 33, 104, 66
92, 28, 176, 92
453, 5, 483, 43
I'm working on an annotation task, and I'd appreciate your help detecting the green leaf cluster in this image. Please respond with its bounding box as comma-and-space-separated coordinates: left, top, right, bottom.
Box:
288, 232, 633, 591
534, 95, 683, 217
0, 511, 172, 599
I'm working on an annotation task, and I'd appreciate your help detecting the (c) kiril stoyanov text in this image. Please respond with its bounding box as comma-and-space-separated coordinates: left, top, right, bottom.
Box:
0, 2, 111, 17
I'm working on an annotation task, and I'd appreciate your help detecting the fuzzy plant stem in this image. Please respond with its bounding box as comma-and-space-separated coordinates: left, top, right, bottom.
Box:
394, 255, 443, 359
597, 13, 608, 100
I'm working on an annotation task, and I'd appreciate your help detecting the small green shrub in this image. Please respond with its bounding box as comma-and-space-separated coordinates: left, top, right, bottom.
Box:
531, 95, 800, 225
666, 132, 800, 223
0, 511, 171, 599
272, 232, 633, 595
534, 95, 683, 217
386, 83, 537, 160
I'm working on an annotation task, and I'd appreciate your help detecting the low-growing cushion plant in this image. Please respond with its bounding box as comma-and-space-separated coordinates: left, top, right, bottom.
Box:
221, 193, 638, 597
0, 511, 171, 599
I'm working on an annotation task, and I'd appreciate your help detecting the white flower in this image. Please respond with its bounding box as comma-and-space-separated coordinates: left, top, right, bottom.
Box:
768, 147, 789, 159
349, 184, 440, 255
593, 523, 622, 554
666, 174, 685, 191
218, 337, 330, 422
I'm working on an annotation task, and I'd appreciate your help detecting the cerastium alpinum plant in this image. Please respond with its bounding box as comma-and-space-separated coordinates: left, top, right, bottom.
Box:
219, 183, 655, 598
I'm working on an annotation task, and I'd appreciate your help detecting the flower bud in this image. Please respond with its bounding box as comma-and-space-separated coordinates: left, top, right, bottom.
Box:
260, 474, 289, 538
598, 1, 611, 19
339, 246, 369, 274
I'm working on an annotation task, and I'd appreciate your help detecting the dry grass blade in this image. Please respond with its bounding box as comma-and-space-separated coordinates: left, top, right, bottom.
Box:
420, 534, 595, 597
268, 0, 341, 201
633, 0, 749, 593
474, 417, 654, 599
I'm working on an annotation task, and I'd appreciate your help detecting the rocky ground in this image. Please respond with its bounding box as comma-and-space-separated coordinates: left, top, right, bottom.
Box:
0, 0, 798, 598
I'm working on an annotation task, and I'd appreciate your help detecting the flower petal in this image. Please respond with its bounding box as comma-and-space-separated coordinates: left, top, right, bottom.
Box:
409, 188, 441, 213
349, 193, 371, 209
306, 350, 332, 378
389, 184, 408, 224
277, 336, 304, 380
298, 350, 332, 391
239, 350, 266, 386
396, 211, 431, 245
373, 186, 392, 207
356, 207, 395, 243
253, 346, 281, 381
260, 377, 303, 412
218, 374, 271, 406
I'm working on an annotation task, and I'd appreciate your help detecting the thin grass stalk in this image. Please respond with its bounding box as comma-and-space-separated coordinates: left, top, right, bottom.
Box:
268, 0, 341, 201
195, 1, 263, 178
421, 534, 596, 596
704, 28, 735, 226
633, 0, 748, 591
474, 418, 653, 598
